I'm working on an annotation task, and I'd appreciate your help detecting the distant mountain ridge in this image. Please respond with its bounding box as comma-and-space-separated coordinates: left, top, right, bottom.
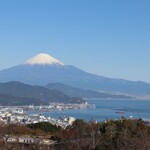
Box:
46, 83, 132, 99
0, 81, 84, 105
0, 53, 150, 96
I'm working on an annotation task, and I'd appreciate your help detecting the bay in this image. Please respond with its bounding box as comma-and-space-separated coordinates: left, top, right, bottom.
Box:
29, 100, 150, 122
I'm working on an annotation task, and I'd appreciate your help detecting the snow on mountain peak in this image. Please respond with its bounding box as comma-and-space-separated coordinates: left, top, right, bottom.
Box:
24, 53, 64, 65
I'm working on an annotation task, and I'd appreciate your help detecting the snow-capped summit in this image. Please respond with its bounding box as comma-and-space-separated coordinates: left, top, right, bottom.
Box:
24, 53, 64, 65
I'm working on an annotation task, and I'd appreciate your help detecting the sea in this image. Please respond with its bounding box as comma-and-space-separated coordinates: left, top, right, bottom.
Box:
30, 100, 150, 122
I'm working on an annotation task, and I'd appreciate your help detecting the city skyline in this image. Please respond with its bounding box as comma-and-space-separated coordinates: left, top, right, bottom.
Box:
0, 0, 150, 82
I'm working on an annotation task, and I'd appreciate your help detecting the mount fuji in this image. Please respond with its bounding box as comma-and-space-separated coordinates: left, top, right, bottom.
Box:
0, 53, 150, 96
24, 53, 64, 65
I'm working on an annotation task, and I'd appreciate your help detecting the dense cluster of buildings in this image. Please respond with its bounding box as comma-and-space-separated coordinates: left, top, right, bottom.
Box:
0, 105, 77, 128
0, 102, 90, 128
26, 102, 90, 111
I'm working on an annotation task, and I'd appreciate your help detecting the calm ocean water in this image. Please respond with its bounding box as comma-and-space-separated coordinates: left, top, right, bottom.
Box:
30, 100, 150, 122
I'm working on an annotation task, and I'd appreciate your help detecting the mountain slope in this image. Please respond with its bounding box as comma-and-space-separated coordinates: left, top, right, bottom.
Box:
0, 81, 84, 105
0, 93, 40, 106
46, 83, 132, 99
0, 53, 150, 95
1, 64, 150, 95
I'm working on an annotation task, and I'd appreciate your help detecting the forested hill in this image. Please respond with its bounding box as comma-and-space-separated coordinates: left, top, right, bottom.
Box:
0, 81, 84, 105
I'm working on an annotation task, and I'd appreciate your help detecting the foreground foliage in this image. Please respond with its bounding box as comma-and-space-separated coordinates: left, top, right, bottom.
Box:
28, 122, 61, 133
0, 118, 150, 150
54, 119, 150, 150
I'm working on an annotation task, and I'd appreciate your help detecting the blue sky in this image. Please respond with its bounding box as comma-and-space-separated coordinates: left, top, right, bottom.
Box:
0, 0, 150, 82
